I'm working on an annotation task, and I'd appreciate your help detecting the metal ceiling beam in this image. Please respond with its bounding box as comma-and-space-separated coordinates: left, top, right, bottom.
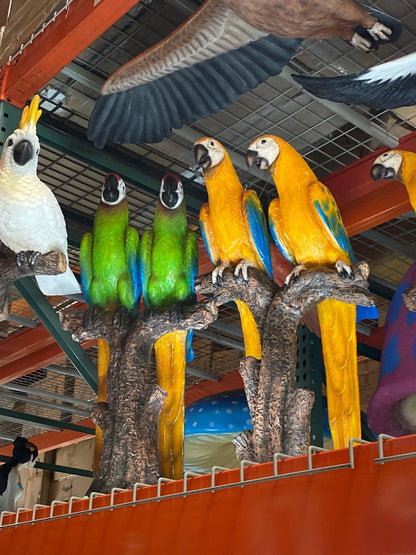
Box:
1, 383, 93, 409
361, 229, 416, 260
0, 418, 95, 457
15, 278, 98, 393
0, 407, 95, 434
0, 0, 140, 106
0, 455, 93, 478
0, 390, 91, 417
38, 111, 204, 215
280, 67, 399, 149
0, 313, 96, 388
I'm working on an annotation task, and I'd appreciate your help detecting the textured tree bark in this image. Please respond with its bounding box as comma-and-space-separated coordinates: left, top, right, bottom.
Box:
403, 285, 416, 312
61, 262, 375, 491
0, 245, 67, 320
61, 301, 218, 492
197, 262, 375, 463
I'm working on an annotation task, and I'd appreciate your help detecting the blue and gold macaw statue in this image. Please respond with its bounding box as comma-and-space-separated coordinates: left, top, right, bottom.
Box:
140, 174, 198, 479
247, 135, 378, 449
194, 137, 273, 361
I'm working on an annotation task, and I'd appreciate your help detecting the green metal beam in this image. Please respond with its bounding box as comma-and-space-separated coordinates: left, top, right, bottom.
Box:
0, 407, 95, 435
14, 277, 98, 393
0, 101, 204, 214
0, 455, 93, 478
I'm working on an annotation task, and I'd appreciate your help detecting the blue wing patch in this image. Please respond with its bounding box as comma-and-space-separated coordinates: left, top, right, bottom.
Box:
244, 190, 273, 278
312, 183, 378, 322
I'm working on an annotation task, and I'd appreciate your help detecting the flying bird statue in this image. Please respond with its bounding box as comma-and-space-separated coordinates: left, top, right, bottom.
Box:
0, 95, 81, 296
87, 1, 401, 148
79, 172, 141, 471
246, 134, 378, 449
292, 52, 416, 110
140, 174, 198, 479
371, 148, 416, 208
194, 137, 273, 361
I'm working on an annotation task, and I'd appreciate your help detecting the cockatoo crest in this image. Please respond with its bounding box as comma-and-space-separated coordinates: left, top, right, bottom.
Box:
0, 96, 42, 177
19, 95, 42, 131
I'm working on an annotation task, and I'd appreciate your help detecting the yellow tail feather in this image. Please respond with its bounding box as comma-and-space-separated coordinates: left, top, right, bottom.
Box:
318, 299, 361, 449
94, 338, 111, 474
235, 299, 261, 360
155, 330, 187, 479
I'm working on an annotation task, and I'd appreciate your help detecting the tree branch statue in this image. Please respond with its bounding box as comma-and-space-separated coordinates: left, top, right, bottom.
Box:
0, 242, 67, 320
61, 261, 375, 492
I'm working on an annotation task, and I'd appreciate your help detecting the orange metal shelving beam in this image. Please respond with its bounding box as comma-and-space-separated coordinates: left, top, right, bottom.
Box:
0, 0, 140, 106
323, 130, 416, 237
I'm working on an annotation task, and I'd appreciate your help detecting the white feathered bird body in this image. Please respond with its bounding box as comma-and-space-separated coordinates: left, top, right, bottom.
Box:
0, 98, 81, 296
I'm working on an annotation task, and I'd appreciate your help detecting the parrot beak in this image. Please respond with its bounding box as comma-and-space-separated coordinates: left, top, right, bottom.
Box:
193, 144, 211, 170
13, 140, 34, 166
370, 163, 397, 181
246, 149, 270, 170
19, 94, 42, 131
103, 173, 120, 203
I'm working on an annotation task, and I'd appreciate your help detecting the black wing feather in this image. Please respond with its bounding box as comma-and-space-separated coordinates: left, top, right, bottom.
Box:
88, 36, 301, 147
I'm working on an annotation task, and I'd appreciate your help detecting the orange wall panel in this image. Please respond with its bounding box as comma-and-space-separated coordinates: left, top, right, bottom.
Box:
1, 435, 416, 554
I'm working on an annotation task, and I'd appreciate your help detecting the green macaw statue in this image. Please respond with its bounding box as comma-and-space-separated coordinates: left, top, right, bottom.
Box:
79, 172, 141, 472
140, 173, 198, 479
80, 172, 141, 313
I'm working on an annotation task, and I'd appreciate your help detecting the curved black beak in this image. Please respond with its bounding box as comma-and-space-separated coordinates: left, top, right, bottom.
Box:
13, 140, 33, 166
103, 173, 120, 203
246, 149, 269, 170
370, 163, 397, 181
193, 144, 211, 170
246, 149, 258, 168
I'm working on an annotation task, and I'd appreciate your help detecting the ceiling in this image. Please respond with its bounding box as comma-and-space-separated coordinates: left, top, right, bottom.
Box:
0, 0, 415, 452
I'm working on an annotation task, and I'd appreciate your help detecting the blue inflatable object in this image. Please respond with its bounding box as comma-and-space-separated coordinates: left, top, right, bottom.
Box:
185, 389, 252, 436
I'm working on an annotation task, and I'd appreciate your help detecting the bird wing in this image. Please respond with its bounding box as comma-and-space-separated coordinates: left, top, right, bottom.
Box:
126, 226, 141, 307
139, 229, 153, 308
310, 182, 356, 263
311, 182, 378, 321
292, 52, 416, 110
243, 189, 273, 278
79, 232, 93, 306
268, 197, 296, 266
199, 203, 220, 267
185, 229, 199, 300
88, 33, 301, 146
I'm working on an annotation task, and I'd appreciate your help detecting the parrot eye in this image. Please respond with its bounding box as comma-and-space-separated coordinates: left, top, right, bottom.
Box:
209, 140, 215, 147
260, 139, 267, 145
7, 138, 13, 147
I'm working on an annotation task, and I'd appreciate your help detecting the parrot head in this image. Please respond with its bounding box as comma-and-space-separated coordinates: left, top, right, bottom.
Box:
193, 137, 226, 172
0, 95, 42, 176
101, 173, 126, 205
159, 174, 184, 210
371, 150, 403, 181
246, 135, 280, 171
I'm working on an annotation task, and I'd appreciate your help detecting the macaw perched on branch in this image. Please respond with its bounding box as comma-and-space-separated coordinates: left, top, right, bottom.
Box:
0, 95, 81, 296
371, 149, 416, 209
79, 172, 141, 471
140, 174, 198, 480
292, 52, 416, 110
246, 134, 378, 448
194, 137, 273, 361
87, 1, 400, 147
